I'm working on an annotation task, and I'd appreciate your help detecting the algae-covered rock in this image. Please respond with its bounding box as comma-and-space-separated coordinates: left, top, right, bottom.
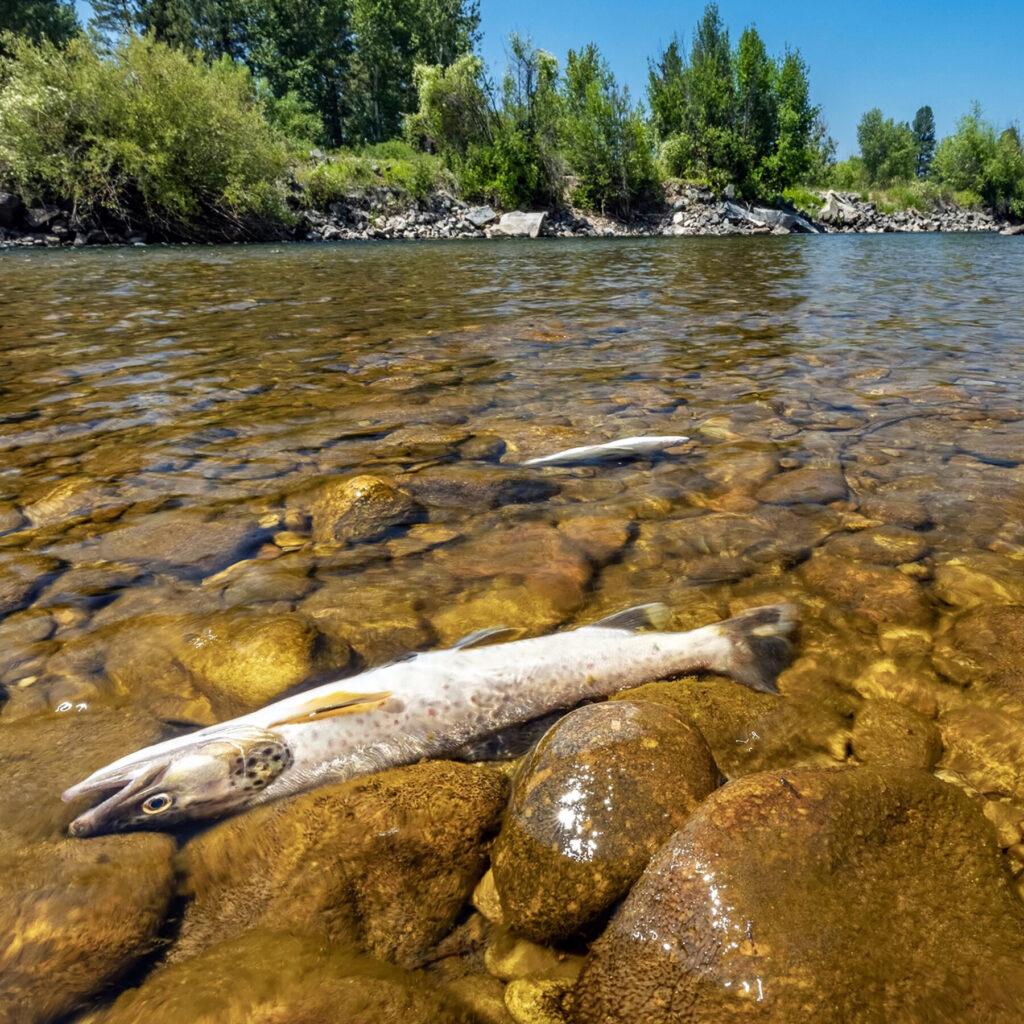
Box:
310, 474, 421, 545
822, 524, 931, 565
939, 705, 1024, 800
611, 676, 849, 777
755, 465, 847, 505
96, 931, 473, 1024
572, 766, 1024, 1024
0, 553, 59, 615
932, 605, 1024, 696
0, 834, 175, 1024
490, 702, 718, 943
175, 761, 509, 967
0, 706, 168, 842
850, 698, 942, 769
800, 553, 932, 629
484, 927, 585, 983
505, 978, 573, 1024
932, 553, 1024, 609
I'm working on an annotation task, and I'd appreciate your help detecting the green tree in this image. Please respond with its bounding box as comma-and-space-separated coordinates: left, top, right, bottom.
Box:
856, 107, 915, 185
681, 2, 734, 180
911, 104, 936, 178
933, 104, 1024, 216
560, 43, 657, 215
405, 53, 490, 158
732, 26, 776, 189
760, 49, 818, 191
0, 0, 78, 52
0, 33, 288, 235
647, 36, 686, 140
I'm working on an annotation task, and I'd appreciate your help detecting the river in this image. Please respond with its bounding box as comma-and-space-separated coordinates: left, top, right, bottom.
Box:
3, 234, 1024, 1022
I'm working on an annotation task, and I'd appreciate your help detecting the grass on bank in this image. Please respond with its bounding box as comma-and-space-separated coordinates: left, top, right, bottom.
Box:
295, 142, 454, 207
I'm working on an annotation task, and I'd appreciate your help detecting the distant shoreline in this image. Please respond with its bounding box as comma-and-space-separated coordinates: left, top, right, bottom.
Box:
0, 184, 1020, 249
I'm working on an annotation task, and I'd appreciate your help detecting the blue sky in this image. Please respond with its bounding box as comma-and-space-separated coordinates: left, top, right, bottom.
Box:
75, 1, 1023, 157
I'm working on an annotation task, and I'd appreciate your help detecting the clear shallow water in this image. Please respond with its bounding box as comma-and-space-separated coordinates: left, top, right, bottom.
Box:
3, 234, 1024, 1019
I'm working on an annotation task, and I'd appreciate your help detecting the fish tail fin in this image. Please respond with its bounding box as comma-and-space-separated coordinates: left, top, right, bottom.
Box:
714, 603, 798, 694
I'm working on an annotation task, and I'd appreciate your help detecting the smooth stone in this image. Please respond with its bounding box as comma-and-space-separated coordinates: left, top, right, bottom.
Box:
310, 474, 422, 545
96, 931, 473, 1024
555, 515, 634, 565
1, 833, 175, 1024
490, 211, 547, 238
939, 706, 1024, 800
800, 553, 932, 629
755, 466, 847, 505
490, 702, 718, 942
485, 929, 585, 983
932, 553, 1024, 608
466, 205, 498, 228
175, 761, 509, 968
849, 657, 941, 717
406, 469, 559, 514
823, 524, 931, 565
301, 574, 430, 664
505, 979, 574, 1024
0, 502, 26, 533
851, 699, 942, 769
931, 605, 1024, 695
571, 766, 1024, 1024
443, 975, 516, 1024
61, 507, 268, 578
611, 676, 849, 777
0, 553, 60, 615
1, 706, 168, 842
20, 474, 128, 528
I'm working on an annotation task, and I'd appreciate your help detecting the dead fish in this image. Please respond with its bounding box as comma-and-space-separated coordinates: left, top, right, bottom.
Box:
62, 602, 796, 837
521, 435, 690, 466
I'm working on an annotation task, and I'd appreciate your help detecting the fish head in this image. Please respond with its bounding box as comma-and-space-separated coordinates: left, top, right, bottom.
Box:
62, 728, 293, 837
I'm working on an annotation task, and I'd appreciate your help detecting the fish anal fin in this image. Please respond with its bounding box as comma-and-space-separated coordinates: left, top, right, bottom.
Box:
589, 603, 671, 633
268, 690, 392, 727
451, 626, 519, 650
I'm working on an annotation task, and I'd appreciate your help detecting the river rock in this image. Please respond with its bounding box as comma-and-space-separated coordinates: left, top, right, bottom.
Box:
174, 761, 509, 967
939, 705, 1024, 800
68, 506, 267, 578
755, 465, 847, 505
822, 524, 931, 565
611, 675, 849, 777
467, 205, 498, 228
0, 553, 60, 616
572, 766, 1024, 1024
931, 604, 1024, 695
800, 553, 932, 629
932, 552, 1024, 608
490, 702, 718, 943
301, 573, 430, 664
0, 705, 168, 842
491, 211, 547, 238
407, 469, 558, 513
95, 931, 473, 1024
850, 698, 942, 768
0, 833, 175, 1024
310, 474, 421, 545
20, 475, 128, 528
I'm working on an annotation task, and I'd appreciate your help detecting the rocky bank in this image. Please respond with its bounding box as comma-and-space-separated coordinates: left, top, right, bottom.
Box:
1, 182, 1022, 249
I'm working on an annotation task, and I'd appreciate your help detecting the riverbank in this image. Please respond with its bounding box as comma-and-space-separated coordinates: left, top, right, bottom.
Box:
1, 184, 1021, 248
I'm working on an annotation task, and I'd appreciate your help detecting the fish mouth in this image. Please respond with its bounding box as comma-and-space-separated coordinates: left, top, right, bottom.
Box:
63, 763, 167, 838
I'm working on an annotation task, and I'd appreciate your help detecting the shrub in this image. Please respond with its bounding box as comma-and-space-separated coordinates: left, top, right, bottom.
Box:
298, 148, 449, 205
0, 32, 290, 236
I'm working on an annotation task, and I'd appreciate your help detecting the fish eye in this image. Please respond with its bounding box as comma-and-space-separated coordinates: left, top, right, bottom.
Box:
141, 793, 174, 815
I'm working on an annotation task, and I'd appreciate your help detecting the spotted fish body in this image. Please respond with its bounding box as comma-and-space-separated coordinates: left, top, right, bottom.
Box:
62, 603, 796, 836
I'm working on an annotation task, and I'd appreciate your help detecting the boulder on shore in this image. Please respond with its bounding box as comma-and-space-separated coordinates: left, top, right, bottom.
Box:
490, 211, 547, 238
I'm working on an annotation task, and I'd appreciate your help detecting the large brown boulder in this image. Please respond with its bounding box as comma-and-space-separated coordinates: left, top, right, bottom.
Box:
572, 766, 1024, 1023
490, 701, 718, 942
174, 761, 509, 967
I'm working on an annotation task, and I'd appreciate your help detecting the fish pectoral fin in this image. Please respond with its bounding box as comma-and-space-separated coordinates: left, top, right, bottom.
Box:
450, 626, 519, 650
268, 690, 393, 727
589, 603, 672, 633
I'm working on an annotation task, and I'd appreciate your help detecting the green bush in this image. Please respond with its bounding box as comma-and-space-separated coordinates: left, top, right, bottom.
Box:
298, 149, 449, 205
0, 33, 290, 236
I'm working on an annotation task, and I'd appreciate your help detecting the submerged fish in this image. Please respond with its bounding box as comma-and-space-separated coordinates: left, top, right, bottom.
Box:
521, 435, 690, 467
62, 602, 796, 837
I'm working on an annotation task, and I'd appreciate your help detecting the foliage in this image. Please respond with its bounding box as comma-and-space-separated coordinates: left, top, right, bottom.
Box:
0, 33, 290, 235
405, 53, 490, 158
0, 0, 78, 52
856, 108, 916, 185
647, 4, 820, 195
781, 186, 822, 214
258, 82, 324, 149
559, 44, 657, 215
912, 105, 935, 178
933, 104, 1024, 217
298, 143, 449, 204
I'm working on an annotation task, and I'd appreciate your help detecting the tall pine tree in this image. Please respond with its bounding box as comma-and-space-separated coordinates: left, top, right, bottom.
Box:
912, 105, 936, 178
0, 0, 78, 53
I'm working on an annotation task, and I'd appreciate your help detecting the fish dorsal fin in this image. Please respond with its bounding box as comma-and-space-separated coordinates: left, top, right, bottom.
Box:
268, 690, 392, 728
450, 626, 519, 650
589, 603, 671, 633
